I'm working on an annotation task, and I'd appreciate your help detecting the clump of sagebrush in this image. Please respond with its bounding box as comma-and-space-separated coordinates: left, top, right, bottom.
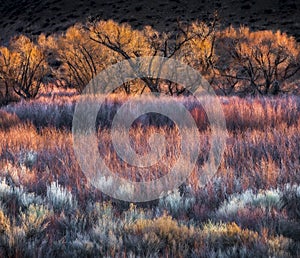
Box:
217, 188, 281, 217
46, 181, 77, 213
158, 187, 195, 218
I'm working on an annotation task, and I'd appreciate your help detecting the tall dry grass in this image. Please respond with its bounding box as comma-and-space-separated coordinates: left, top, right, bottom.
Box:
0, 94, 300, 256
1, 94, 300, 196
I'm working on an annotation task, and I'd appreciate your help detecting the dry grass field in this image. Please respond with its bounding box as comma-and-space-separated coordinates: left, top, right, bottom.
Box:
0, 0, 300, 257
0, 91, 300, 256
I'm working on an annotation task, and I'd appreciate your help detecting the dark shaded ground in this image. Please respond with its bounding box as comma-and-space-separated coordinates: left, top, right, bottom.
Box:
0, 0, 299, 43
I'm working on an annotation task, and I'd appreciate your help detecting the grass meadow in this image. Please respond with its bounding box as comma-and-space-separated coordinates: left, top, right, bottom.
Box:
0, 90, 300, 257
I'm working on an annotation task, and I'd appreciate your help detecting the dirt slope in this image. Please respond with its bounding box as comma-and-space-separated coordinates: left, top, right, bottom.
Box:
0, 0, 299, 43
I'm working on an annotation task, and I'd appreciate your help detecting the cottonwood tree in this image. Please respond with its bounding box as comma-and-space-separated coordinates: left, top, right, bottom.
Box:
214, 26, 300, 95
179, 19, 217, 79
0, 46, 19, 103
51, 24, 113, 92
87, 20, 155, 94
0, 35, 48, 99
87, 19, 217, 95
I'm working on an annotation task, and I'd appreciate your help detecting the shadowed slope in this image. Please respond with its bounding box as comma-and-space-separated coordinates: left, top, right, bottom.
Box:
0, 0, 299, 44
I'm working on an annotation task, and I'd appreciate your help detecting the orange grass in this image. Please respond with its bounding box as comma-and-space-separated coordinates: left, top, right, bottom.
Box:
1, 95, 299, 199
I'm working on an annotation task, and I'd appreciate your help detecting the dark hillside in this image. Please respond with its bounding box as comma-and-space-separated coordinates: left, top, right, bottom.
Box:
0, 0, 299, 43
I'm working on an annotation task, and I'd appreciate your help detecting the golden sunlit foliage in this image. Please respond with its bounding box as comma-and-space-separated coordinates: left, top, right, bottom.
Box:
0, 19, 299, 103
53, 24, 113, 92
180, 20, 217, 79
89, 20, 153, 58
0, 35, 48, 100
88, 19, 217, 95
215, 26, 300, 95
88, 20, 163, 94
